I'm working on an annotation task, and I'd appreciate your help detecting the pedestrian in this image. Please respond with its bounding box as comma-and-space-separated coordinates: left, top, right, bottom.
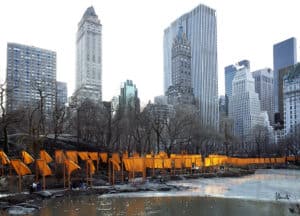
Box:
37, 181, 41, 191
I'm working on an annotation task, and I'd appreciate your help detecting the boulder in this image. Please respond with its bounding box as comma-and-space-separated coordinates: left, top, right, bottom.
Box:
34, 190, 52, 198
17, 203, 40, 210
6, 205, 37, 215
0, 201, 10, 210
0, 177, 8, 191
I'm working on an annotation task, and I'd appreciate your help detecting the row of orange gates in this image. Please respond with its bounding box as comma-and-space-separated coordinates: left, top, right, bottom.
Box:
0, 150, 297, 191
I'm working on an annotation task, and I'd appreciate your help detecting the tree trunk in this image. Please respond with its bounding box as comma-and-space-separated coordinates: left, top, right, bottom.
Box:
106, 112, 112, 148
256, 141, 261, 157
224, 141, 229, 156
54, 124, 58, 145
77, 109, 80, 145
3, 126, 8, 153
156, 130, 160, 153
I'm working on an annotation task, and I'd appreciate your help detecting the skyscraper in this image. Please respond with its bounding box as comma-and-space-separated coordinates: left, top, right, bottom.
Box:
6, 43, 56, 113
119, 80, 140, 114
273, 37, 297, 122
225, 65, 237, 99
225, 60, 250, 115
166, 26, 195, 106
252, 68, 274, 125
164, 4, 218, 129
74, 6, 102, 102
229, 62, 270, 143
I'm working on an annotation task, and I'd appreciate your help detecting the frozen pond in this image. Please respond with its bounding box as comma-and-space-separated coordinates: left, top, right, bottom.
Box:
167, 169, 300, 201
101, 169, 300, 202
37, 169, 300, 216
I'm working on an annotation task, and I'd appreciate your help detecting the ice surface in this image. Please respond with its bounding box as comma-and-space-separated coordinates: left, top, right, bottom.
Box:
101, 169, 300, 202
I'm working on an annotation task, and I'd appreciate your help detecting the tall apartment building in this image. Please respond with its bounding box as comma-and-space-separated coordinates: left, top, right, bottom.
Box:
164, 4, 218, 129
229, 62, 270, 143
273, 37, 297, 123
74, 6, 102, 102
6, 43, 56, 113
283, 63, 300, 136
252, 68, 274, 125
166, 26, 195, 106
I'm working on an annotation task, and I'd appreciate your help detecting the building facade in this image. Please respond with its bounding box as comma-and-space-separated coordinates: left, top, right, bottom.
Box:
144, 102, 175, 124
219, 95, 226, 115
75, 6, 102, 102
154, 95, 168, 105
56, 81, 68, 107
273, 37, 297, 122
274, 65, 295, 129
164, 4, 218, 129
229, 62, 270, 143
166, 26, 195, 106
225, 65, 237, 99
225, 60, 250, 115
283, 63, 300, 136
252, 68, 274, 125
119, 80, 140, 114
6, 43, 56, 113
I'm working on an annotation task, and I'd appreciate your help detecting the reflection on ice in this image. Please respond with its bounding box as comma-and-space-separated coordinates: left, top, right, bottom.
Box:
204, 185, 228, 196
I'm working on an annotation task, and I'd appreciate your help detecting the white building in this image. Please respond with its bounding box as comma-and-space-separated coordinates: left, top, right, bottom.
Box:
75, 6, 102, 102
252, 68, 274, 125
164, 4, 219, 129
283, 64, 300, 136
229, 62, 271, 143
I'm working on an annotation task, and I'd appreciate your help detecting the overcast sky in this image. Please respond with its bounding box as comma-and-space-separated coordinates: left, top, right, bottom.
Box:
0, 0, 299, 106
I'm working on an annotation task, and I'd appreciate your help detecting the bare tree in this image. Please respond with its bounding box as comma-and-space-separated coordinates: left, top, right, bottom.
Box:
30, 78, 55, 136
0, 82, 24, 152
281, 124, 300, 161
68, 97, 115, 151
164, 105, 196, 155
52, 98, 66, 145
219, 114, 235, 156
250, 125, 270, 157
143, 105, 167, 154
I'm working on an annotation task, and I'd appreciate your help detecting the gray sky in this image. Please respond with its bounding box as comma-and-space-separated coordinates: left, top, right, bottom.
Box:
0, 0, 299, 106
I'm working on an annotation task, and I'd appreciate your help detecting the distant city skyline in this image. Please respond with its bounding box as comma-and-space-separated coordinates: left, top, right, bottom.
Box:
1, 0, 300, 106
